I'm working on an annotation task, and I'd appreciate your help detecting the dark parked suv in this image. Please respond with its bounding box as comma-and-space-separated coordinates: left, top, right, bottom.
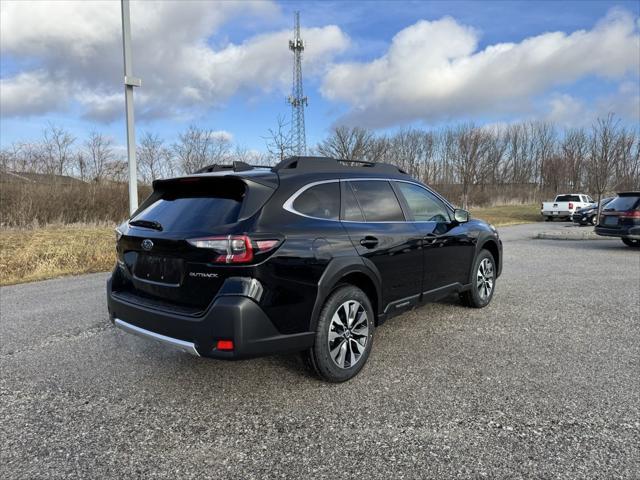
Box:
107, 157, 502, 382
595, 192, 640, 247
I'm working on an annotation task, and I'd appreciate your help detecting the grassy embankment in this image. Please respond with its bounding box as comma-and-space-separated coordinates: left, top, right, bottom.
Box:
0, 204, 540, 286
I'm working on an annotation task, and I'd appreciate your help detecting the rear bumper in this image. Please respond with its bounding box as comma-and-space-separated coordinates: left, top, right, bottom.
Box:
595, 225, 640, 240
542, 210, 571, 217
107, 276, 314, 359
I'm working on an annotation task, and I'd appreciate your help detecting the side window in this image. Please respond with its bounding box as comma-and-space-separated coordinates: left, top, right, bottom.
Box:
395, 182, 450, 222
349, 180, 405, 222
292, 182, 340, 219
341, 182, 364, 222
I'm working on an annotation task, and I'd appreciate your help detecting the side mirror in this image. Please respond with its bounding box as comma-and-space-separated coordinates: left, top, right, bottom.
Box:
454, 208, 470, 223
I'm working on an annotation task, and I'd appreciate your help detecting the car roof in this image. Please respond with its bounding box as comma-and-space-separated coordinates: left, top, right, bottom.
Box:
156, 156, 414, 190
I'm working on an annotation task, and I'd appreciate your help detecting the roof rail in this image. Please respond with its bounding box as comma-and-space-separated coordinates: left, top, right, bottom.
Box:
194, 161, 266, 173
272, 156, 407, 175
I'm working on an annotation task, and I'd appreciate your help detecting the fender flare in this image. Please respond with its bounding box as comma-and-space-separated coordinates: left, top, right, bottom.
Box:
308, 257, 383, 332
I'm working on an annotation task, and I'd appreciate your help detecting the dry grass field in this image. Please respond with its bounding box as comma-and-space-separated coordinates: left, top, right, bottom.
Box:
0, 225, 115, 286
470, 203, 540, 226
0, 205, 541, 286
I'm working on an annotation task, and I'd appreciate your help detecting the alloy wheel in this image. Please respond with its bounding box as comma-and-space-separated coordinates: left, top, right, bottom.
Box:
327, 300, 369, 369
477, 258, 495, 301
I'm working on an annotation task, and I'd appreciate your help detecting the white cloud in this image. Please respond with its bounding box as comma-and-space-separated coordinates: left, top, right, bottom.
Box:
0, 1, 349, 121
0, 71, 69, 116
321, 9, 640, 128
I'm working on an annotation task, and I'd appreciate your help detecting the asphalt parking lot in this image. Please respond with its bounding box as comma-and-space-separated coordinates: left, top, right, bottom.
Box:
1, 222, 639, 479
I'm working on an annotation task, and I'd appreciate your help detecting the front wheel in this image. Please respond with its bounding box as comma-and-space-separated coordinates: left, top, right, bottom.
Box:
622, 238, 640, 248
305, 285, 375, 382
460, 250, 496, 308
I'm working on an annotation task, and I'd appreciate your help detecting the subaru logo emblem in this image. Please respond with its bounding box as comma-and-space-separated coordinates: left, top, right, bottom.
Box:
141, 239, 154, 251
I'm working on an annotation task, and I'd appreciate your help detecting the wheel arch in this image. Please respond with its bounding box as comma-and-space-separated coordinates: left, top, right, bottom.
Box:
310, 258, 382, 331
479, 238, 501, 275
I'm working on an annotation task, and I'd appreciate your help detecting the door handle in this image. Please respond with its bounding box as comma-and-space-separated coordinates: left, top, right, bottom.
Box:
359, 236, 379, 248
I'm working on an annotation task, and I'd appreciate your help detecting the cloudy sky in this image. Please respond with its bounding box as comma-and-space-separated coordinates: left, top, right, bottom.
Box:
1, 0, 638, 150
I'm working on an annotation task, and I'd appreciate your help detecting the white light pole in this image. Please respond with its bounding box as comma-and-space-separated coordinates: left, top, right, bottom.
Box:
121, 0, 141, 215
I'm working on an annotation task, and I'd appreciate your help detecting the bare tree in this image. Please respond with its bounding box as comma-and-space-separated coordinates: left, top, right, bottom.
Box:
174, 125, 231, 173
84, 131, 114, 182
264, 115, 294, 163
75, 151, 87, 181
587, 115, 622, 223
138, 132, 173, 183
453, 124, 491, 209
317, 126, 377, 161
41, 123, 76, 175
560, 128, 588, 191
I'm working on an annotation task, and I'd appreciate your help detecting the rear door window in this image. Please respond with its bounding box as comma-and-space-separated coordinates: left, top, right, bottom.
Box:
395, 182, 450, 222
131, 180, 244, 232
292, 182, 340, 220
348, 180, 405, 222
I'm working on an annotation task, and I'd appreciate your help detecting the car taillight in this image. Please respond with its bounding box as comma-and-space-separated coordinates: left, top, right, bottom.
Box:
187, 235, 281, 264
568, 202, 574, 210
620, 210, 640, 219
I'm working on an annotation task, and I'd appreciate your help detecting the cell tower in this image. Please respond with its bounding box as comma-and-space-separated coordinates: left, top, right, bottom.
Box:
288, 11, 307, 156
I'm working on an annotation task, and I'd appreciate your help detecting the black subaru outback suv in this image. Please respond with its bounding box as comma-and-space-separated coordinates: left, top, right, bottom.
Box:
107, 157, 502, 382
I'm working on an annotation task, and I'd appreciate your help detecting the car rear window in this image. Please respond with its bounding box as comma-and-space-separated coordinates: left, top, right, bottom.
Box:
604, 195, 640, 212
292, 182, 340, 219
556, 195, 581, 202
131, 180, 244, 232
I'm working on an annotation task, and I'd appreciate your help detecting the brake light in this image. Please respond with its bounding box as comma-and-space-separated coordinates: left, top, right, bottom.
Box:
620, 210, 640, 219
187, 235, 280, 264
568, 202, 574, 210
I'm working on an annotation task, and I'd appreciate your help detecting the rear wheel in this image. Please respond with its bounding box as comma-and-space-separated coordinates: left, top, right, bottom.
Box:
305, 285, 374, 382
460, 250, 496, 308
622, 238, 640, 248
544, 216, 552, 222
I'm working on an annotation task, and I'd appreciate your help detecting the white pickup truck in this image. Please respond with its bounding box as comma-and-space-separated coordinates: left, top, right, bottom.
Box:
541, 194, 594, 221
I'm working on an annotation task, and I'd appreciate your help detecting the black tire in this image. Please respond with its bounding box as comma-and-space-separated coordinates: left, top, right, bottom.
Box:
544, 216, 552, 222
590, 215, 598, 226
460, 250, 496, 308
622, 238, 640, 248
305, 285, 375, 383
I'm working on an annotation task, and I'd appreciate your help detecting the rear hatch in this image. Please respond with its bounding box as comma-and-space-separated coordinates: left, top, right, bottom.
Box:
599, 193, 640, 228
111, 173, 278, 314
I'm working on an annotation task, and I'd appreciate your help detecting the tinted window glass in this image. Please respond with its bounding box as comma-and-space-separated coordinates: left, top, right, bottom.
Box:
556, 195, 581, 202
349, 181, 405, 222
605, 195, 640, 211
132, 188, 243, 233
342, 182, 364, 221
396, 182, 450, 222
293, 182, 340, 219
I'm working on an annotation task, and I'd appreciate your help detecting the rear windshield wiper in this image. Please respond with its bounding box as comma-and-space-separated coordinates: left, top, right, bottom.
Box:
129, 219, 163, 231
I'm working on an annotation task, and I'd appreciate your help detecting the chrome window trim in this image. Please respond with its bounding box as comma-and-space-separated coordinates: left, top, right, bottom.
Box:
282, 177, 455, 223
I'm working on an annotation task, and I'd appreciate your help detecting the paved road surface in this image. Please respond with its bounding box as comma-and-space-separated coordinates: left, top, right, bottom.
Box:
1, 223, 639, 479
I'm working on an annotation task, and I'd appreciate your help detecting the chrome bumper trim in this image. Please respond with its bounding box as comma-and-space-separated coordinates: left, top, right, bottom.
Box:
114, 318, 200, 356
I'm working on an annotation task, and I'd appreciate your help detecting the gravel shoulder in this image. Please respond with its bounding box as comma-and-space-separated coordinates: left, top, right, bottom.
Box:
1, 223, 639, 479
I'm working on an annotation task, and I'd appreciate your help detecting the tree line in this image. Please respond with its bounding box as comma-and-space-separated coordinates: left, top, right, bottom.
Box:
1, 115, 638, 207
